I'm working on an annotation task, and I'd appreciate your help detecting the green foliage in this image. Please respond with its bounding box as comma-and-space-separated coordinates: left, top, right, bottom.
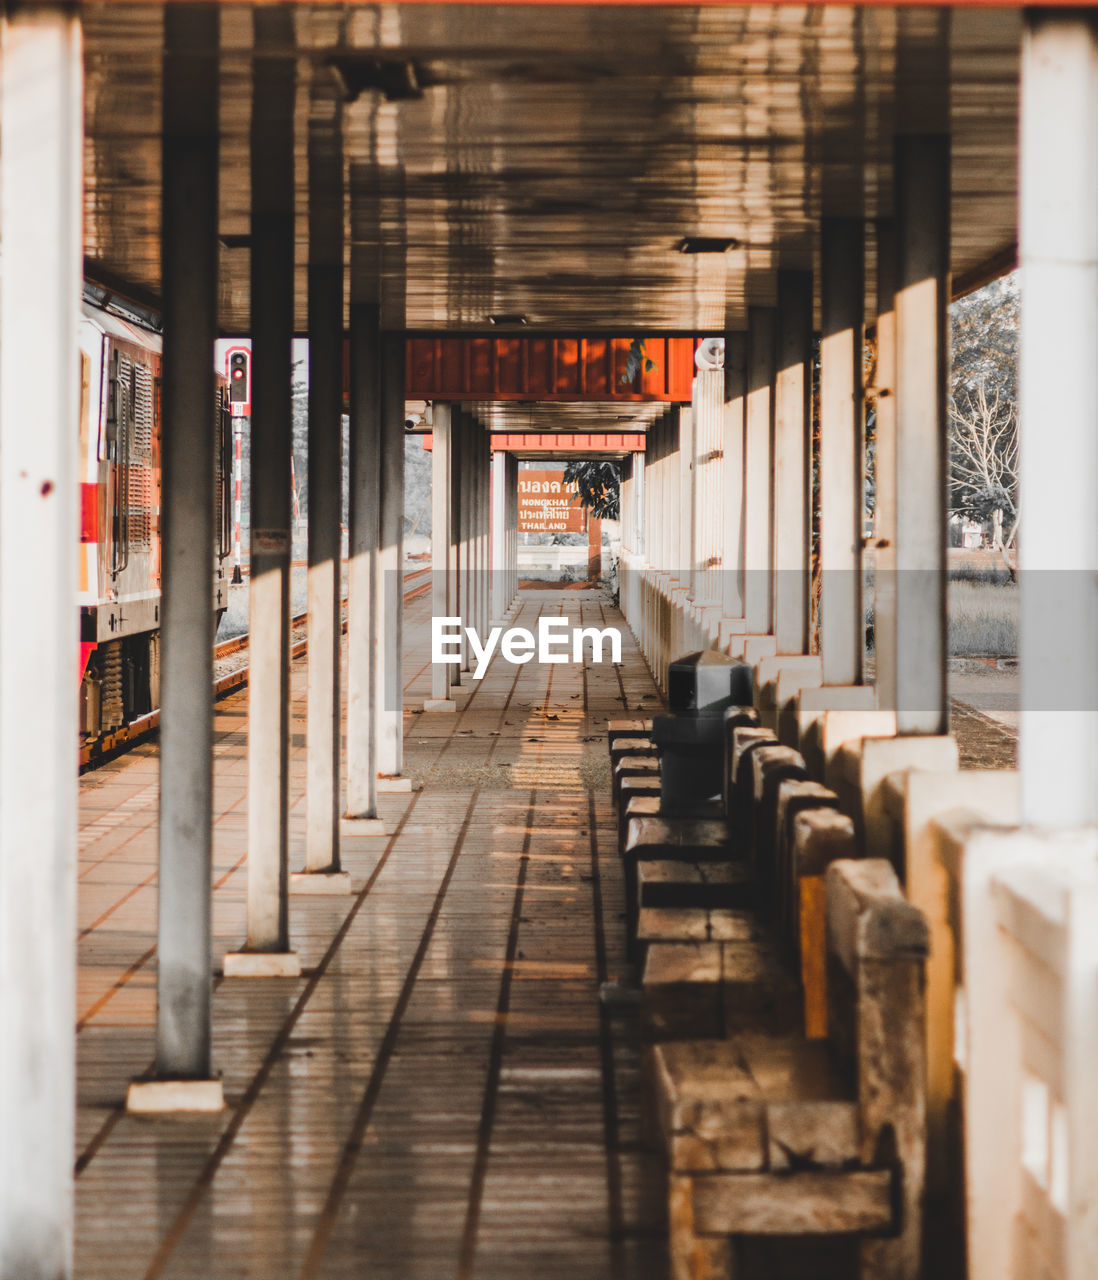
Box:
562, 459, 620, 520
622, 338, 656, 386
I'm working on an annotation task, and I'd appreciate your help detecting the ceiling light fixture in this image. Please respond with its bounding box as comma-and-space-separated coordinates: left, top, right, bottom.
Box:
488, 314, 527, 327
678, 236, 740, 254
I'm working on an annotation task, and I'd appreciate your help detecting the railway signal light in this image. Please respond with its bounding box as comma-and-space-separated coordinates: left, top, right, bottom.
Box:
226, 347, 250, 415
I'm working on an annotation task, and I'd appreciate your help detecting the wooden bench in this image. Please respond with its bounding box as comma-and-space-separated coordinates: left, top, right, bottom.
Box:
613, 754, 660, 809
747, 745, 808, 911
607, 717, 654, 751
641, 934, 798, 1042
609, 735, 655, 764
648, 858, 929, 1280
771, 781, 842, 954
622, 815, 741, 962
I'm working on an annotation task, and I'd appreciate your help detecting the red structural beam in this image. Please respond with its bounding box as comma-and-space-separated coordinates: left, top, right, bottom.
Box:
405, 336, 697, 403
422, 432, 646, 452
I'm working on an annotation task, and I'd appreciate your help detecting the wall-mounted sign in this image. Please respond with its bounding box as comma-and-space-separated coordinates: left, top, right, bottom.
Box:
517, 470, 586, 534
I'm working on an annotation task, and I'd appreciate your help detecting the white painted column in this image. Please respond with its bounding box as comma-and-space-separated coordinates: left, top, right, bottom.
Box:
345, 302, 381, 819
1019, 13, 1098, 824
772, 270, 813, 654
233, 8, 299, 975
633, 450, 646, 559
376, 331, 406, 782
299, 88, 348, 888
722, 332, 747, 620
507, 451, 519, 606
693, 370, 723, 607
895, 139, 949, 735
819, 218, 865, 686
491, 449, 507, 621
449, 410, 465, 685
873, 221, 899, 714
0, 8, 82, 1272
744, 308, 776, 635
455, 411, 470, 670
429, 405, 454, 704
679, 403, 695, 591
148, 3, 222, 1086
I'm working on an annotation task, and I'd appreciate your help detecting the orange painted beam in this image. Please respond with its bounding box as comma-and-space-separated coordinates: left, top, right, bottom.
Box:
422, 432, 646, 452
406, 336, 697, 403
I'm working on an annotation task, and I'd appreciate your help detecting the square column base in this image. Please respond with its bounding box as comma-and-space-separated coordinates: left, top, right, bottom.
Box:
126, 1078, 225, 1114
341, 815, 390, 836
422, 698, 457, 713
290, 869, 353, 895
222, 951, 302, 978
377, 775, 413, 793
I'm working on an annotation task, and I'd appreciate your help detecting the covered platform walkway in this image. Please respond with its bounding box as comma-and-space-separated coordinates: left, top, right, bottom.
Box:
75, 589, 665, 1279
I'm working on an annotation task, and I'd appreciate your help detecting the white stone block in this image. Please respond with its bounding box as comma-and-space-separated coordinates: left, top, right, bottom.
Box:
126, 1078, 225, 1114
222, 951, 302, 979
290, 870, 354, 895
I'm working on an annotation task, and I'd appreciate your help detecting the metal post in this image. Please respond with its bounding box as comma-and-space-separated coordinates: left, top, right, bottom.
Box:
376, 331, 406, 782
1019, 14, 1098, 824
819, 218, 865, 687
722, 332, 747, 620
895, 139, 949, 735
873, 221, 899, 713
145, 3, 222, 1088
229, 7, 299, 976
297, 88, 348, 889
345, 303, 382, 821
744, 308, 776, 634
0, 7, 82, 1271
772, 270, 813, 654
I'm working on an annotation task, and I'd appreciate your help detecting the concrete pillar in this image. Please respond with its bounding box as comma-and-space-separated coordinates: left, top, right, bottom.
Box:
873, 221, 899, 714
722, 332, 747, 620
458, 412, 473, 671
232, 7, 299, 976
507, 450, 519, 605
491, 449, 507, 621
345, 303, 381, 821
449, 410, 464, 685
819, 218, 865, 687
145, 3, 222, 1089
679, 404, 695, 591
744, 308, 776, 635
297, 85, 348, 889
428, 405, 455, 706
0, 7, 82, 1271
772, 270, 813, 654
693, 370, 723, 608
895, 138, 949, 735
1019, 13, 1098, 824
633, 450, 646, 559
376, 331, 406, 783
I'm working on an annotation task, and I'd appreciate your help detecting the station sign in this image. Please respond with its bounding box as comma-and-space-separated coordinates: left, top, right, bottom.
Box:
517, 470, 585, 534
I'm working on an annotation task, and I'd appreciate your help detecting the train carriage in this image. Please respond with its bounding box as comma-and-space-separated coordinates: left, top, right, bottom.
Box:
78, 297, 233, 743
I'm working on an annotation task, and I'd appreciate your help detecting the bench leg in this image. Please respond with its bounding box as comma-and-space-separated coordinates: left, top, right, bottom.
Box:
669, 1175, 734, 1280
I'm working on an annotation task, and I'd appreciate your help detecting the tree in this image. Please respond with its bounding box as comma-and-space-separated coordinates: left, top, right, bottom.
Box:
562, 459, 620, 520
949, 382, 1019, 574
948, 273, 1020, 577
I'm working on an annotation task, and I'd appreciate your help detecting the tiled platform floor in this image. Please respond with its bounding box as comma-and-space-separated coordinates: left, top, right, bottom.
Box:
75, 590, 668, 1279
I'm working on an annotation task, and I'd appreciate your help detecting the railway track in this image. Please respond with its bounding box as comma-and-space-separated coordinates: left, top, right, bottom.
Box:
80, 567, 431, 770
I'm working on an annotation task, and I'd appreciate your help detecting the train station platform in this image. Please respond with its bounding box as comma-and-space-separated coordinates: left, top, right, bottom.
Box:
74, 588, 666, 1279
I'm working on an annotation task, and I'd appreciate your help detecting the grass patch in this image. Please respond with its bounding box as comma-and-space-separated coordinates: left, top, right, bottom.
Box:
947, 580, 1018, 656
864, 573, 1018, 657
